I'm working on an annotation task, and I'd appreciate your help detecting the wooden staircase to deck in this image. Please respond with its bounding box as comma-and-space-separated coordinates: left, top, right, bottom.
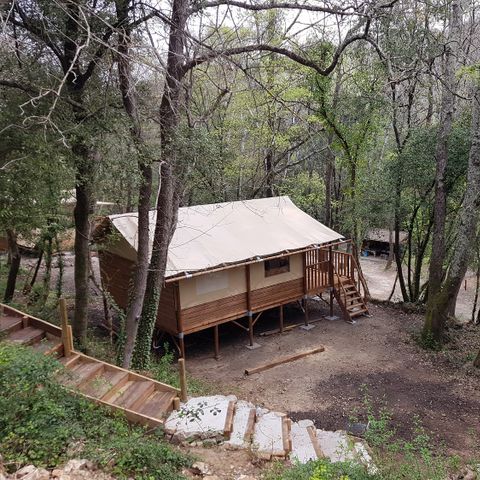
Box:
305, 243, 370, 323
0, 304, 180, 428
334, 276, 369, 322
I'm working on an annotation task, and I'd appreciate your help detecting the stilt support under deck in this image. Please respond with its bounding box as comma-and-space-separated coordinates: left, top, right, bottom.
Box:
301, 295, 315, 331
245, 311, 261, 350
178, 332, 185, 359
213, 325, 220, 360
279, 305, 284, 333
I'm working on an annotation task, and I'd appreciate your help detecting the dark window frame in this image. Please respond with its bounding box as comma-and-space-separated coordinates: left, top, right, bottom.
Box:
264, 257, 290, 277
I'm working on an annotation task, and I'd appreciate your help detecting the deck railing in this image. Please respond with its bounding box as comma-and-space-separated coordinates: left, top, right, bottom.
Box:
304, 241, 369, 300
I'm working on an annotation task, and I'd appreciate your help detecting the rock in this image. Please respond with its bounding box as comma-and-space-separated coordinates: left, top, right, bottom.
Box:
235, 476, 257, 480
63, 460, 91, 473
15, 465, 39, 479
203, 476, 220, 480
37, 469, 50, 480
51, 469, 64, 478
191, 462, 211, 475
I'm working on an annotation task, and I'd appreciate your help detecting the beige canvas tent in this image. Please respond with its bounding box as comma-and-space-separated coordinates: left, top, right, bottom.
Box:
96, 196, 369, 357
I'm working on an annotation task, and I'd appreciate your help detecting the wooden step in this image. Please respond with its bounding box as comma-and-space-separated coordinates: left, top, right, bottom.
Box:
81, 369, 129, 399
30, 336, 63, 356
347, 302, 365, 310
0, 316, 23, 335
59, 353, 81, 367
138, 390, 175, 418
7, 326, 45, 345
350, 308, 369, 318
112, 380, 155, 410
65, 360, 104, 388
345, 295, 362, 302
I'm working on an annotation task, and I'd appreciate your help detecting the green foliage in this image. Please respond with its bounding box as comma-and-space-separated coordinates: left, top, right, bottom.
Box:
265, 458, 377, 480
149, 344, 213, 396
0, 343, 190, 478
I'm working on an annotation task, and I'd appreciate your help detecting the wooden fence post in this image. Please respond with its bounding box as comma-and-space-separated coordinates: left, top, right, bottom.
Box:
178, 357, 188, 402
59, 298, 73, 357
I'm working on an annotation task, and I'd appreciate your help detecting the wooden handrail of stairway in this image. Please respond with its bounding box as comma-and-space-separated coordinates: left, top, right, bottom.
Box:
350, 250, 370, 301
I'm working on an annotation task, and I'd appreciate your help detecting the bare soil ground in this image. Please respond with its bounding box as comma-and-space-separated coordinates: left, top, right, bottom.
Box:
185, 301, 480, 458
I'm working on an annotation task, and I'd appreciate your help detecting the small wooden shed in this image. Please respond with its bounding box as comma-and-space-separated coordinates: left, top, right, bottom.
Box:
96, 196, 369, 357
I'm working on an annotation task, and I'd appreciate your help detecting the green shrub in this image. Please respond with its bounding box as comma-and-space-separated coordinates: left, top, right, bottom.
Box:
265, 458, 378, 480
0, 343, 190, 479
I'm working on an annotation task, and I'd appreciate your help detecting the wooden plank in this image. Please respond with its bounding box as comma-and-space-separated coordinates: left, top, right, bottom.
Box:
307, 425, 325, 459
138, 391, 175, 418
0, 316, 23, 335
7, 326, 45, 345
224, 400, 235, 440
74, 352, 179, 393
245, 346, 325, 375
113, 380, 155, 410
81, 369, 129, 398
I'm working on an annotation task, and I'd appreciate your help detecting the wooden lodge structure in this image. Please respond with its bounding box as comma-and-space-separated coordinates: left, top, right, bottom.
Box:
95, 196, 369, 357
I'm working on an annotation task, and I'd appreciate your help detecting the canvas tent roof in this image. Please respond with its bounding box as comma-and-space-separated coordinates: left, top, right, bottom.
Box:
107, 196, 344, 278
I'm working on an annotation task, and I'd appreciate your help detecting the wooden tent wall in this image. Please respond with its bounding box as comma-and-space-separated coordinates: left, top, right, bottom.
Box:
98, 251, 178, 334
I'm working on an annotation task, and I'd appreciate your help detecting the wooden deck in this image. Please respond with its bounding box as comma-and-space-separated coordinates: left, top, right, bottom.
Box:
0, 303, 180, 427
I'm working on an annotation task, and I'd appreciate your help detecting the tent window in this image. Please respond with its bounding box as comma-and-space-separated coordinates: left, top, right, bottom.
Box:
264, 257, 290, 277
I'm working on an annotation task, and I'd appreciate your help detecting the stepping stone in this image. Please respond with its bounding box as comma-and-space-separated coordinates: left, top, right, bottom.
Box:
165, 395, 237, 442
290, 419, 322, 463
316, 429, 354, 463
252, 410, 290, 460
225, 400, 256, 450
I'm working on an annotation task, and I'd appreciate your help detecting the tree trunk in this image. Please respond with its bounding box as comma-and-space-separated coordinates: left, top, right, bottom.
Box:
425, 80, 480, 343
115, 0, 154, 368
474, 349, 480, 368
4, 229, 20, 303
423, 1, 461, 342
131, 0, 188, 369
73, 160, 95, 348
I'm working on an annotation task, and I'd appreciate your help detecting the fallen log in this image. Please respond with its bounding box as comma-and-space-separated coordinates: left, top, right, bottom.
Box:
245, 346, 325, 375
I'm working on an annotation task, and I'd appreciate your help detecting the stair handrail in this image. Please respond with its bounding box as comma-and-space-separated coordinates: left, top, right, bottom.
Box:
350, 247, 371, 301
332, 263, 349, 310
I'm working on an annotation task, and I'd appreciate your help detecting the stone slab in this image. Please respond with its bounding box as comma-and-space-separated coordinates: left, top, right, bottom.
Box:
225, 400, 256, 449
252, 411, 287, 459
290, 420, 319, 463
165, 395, 237, 442
316, 429, 353, 463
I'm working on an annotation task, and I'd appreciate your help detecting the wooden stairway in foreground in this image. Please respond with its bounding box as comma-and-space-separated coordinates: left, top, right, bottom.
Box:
0, 304, 180, 427
334, 276, 369, 322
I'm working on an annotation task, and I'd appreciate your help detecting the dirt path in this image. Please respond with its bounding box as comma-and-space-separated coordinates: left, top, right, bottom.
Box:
360, 257, 476, 322
185, 302, 480, 457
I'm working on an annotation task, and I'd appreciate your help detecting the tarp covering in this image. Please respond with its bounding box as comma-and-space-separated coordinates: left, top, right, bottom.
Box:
108, 196, 344, 278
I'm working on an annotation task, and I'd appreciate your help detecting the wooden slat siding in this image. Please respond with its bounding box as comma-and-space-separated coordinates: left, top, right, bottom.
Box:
156, 283, 177, 334
99, 251, 177, 334
251, 278, 304, 311
181, 292, 248, 333
99, 251, 134, 309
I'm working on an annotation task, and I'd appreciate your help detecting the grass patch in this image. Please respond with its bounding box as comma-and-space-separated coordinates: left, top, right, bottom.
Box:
0, 343, 190, 479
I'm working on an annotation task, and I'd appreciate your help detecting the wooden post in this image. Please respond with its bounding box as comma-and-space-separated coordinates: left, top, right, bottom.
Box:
178, 357, 188, 402
248, 311, 254, 346
213, 325, 220, 360
329, 246, 334, 317
173, 397, 181, 410
178, 332, 185, 359
303, 296, 309, 326
59, 298, 72, 357
279, 304, 284, 333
